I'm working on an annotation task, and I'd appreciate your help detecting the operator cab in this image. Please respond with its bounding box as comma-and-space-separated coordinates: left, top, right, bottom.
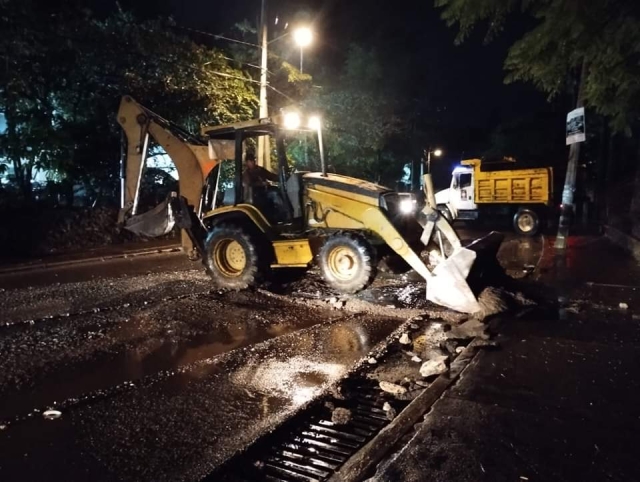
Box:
200, 113, 324, 227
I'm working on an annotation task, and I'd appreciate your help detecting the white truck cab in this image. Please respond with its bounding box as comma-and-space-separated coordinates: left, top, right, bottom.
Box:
434, 165, 478, 220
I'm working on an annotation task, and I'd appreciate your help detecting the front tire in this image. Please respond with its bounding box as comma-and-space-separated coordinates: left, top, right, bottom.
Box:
204, 224, 262, 289
437, 205, 453, 223
318, 234, 376, 293
513, 208, 540, 236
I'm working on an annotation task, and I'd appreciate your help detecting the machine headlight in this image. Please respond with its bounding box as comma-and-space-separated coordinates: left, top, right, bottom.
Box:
308, 115, 322, 130
399, 198, 416, 214
283, 112, 301, 129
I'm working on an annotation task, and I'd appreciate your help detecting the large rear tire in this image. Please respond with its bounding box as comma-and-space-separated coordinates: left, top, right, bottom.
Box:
204, 224, 262, 289
513, 208, 540, 236
319, 234, 376, 293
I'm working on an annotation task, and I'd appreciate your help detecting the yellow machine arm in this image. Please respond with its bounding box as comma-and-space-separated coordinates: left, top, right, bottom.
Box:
117, 96, 216, 252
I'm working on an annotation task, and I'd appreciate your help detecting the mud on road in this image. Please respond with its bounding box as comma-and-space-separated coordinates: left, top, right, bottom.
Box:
0, 231, 541, 481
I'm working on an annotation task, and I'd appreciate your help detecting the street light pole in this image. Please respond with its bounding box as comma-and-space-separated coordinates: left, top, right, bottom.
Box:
257, 0, 269, 169
300, 47, 304, 73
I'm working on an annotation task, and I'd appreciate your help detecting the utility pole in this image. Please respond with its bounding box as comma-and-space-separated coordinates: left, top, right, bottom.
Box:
257, 0, 269, 169
555, 61, 588, 249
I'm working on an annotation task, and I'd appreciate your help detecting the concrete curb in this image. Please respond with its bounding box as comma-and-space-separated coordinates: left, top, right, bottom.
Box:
328, 338, 482, 482
604, 225, 640, 263
0, 245, 182, 275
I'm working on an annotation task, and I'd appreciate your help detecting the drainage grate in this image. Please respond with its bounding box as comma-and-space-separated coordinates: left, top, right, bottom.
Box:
214, 381, 410, 482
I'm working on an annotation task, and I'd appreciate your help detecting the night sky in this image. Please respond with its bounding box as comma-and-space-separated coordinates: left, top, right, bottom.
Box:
94, 0, 566, 164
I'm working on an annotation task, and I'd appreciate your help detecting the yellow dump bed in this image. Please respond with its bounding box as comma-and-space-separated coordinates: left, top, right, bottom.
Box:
462, 159, 553, 205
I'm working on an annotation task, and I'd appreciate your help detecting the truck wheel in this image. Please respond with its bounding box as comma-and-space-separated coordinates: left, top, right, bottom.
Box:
204, 224, 262, 289
437, 205, 453, 223
513, 209, 540, 236
319, 234, 376, 293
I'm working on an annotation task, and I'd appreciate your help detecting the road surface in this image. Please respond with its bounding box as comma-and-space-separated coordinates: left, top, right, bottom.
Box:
0, 229, 544, 481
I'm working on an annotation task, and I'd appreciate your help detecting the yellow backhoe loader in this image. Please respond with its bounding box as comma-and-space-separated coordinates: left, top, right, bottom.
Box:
117, 96, 501, 314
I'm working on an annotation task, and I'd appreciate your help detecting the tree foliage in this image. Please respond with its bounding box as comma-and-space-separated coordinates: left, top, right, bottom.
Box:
436, 0, 640, 133
307, 45, 404, 184
0, 1, 257, 202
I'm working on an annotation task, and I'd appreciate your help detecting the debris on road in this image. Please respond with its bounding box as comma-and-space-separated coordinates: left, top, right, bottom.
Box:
42, 409, 62, 420
367, 357, 378, 364
331, 407, 352, 425
379, 381, 407, 396
382, 402, 397, 420
399, 333, 411, 345
419, 355, 449, 378
448, 318, 489, 340
411, 355, 422, 363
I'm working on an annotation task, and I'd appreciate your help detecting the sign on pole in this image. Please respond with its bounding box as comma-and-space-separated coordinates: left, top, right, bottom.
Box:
566, 107, 586, 145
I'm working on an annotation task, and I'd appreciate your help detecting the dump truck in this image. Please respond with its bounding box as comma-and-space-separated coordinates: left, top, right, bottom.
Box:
434, 158, 554, 236
117, 96, 502, 314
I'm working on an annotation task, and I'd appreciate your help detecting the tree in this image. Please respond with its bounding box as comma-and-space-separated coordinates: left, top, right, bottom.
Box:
0, 1, 258, 203
436, 0, 640, 133
306, 45, 405, 184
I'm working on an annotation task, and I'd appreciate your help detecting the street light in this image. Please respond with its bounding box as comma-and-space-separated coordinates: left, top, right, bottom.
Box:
427, 147, 443, 174
417, 147, 443, 191
292, 26, 313, 73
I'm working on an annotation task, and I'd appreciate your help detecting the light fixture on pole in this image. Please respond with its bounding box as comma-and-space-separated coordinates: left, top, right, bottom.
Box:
292, 26, 313, 73
427, 147, 443, 174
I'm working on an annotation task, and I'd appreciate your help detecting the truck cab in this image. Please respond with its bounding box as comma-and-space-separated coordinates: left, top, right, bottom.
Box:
435, 158, 553, 236
435, 165, 478, 221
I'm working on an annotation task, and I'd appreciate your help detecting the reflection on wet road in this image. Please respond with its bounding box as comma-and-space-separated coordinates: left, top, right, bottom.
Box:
0, 315, 399, 481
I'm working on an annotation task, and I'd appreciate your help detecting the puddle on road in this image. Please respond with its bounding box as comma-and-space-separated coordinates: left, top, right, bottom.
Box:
0, 302, 343, 423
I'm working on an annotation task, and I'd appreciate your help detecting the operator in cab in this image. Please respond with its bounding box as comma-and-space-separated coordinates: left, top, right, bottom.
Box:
242, 152, 278, 189
242, 152, 281, 216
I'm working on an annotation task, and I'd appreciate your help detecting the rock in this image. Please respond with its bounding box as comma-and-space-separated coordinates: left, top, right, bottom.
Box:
399, 333, 411, 345
441, 340, 459, 355
619, 302, 629, 310
411, 356, 422, 363
422, 347, 449, 360
330, 385, 346, 400
414, 380, 430, 388
379, 381, 407, 395
331, 407, 352, 425
42, 409, 62, 420
386, 304, 396, 309
410, 323, 419, 330
455, 346, 465, 354
419, 355, 449, 378
448, 319, 488, 340
382, 402, 397, 420
324, 401, 336, 411
329, 297, 338, 304
367, 357, 377, 365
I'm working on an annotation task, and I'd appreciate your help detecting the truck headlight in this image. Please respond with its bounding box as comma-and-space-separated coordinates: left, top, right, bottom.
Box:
399, 199, 416, 214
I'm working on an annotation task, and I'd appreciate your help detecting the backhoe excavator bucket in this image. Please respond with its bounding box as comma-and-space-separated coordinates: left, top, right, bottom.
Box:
122, 196, 176, 238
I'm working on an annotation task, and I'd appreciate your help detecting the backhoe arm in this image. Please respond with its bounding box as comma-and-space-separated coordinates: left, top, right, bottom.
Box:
117, 95, 217, 253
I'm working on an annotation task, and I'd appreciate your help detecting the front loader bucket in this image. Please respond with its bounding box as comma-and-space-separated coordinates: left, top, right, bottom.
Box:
426, 246, 481, 313
123, 196, 176, 238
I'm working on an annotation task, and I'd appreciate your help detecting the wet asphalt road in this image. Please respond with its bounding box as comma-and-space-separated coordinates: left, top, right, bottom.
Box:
0, 252, 413, 481
374, 236, 640, 481
0, 228, 544, 481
